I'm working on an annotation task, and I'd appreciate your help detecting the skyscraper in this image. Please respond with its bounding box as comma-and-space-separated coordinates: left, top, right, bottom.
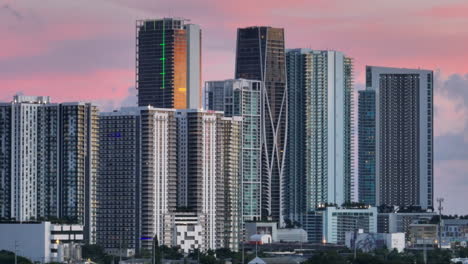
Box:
204, 79, 262, 222
136, 18, 201, 109
98, 109, 140, 255
97, 107, 178, 251
220, 116, 242, 251
361, 66, 433, 209
285, 49, 354, 223
175, 110, 226, 249
358, 90, 376, 206
97, 107, 240, 252
0, 96, 99, 243
0, 96, 50, 221
235, 27, 287, 223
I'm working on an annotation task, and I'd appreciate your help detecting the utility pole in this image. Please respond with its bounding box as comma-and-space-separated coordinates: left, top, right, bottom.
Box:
437, 198, 444, 248
241, 242, 244, 264
14, 240, 19, 264
423, 240, 427, 264
354, 218, 358, 260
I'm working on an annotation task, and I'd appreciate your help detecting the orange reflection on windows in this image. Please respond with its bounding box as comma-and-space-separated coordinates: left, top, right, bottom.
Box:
173, 29, 187, 109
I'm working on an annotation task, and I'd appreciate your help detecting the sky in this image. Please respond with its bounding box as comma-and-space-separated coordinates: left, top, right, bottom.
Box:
1, 0, 468, 214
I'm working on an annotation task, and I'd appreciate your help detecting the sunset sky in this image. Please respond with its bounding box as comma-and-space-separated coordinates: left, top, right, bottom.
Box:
1, 0, 467, 214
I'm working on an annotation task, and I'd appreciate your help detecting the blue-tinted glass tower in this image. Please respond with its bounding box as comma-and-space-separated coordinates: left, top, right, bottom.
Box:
358, 90, 376, 205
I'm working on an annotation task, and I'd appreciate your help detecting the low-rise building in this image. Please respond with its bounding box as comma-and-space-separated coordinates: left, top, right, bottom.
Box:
245, 222, 278, 242
377, 210, 436, 236
276, 229, 307, 243
169, 212, 204, 253
322, 206, 378, 245
345, 230, 405, 252
245, 222, 307, 243
0, 222, 83, 263
441, 219, 468, 244
408, 222, 438, 249
249, 234, 272, 245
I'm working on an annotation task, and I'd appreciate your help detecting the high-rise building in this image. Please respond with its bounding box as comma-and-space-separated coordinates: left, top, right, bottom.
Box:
235, 27, 287, 223
285, 49, 354, 223
97, 107, 240, 252
0, 96, 50, 221
58, 102, 99, 244
361, 66, 433, 209
97, 107, 178, 252
204, 79, 262, 222
220, 116, 242, 251
358, 90, 376, 206
136, 18, 201, 109
176, 110, 226, 249
0, 96, 99, 243
98, 108, 140, 255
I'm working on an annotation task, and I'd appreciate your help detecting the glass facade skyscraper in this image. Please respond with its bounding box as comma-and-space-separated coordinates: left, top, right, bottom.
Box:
204, 79, 262, 222
235, 27, 287, 223
137, 18, 201, 109
285, 49, 354, 223
358, 90, 376, 206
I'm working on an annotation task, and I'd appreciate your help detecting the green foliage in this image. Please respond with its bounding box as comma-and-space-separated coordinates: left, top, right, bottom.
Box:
0, 250, 32, 264
351, 253, 385, 264
341, 202, 369, 209
456, 247, 468, 258
284, 219, 302, 228
134, 248, 151, 259
303, 250, 347, 264
186, 248, 264, 264
160, 245, 183, 260
187, 249, 222, 264
303, 248, 454, 264
82, 244, 113, 264
425, 249, 452, 264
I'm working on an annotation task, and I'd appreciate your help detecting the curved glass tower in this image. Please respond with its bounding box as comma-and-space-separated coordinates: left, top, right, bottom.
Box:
235, 26, 287, 224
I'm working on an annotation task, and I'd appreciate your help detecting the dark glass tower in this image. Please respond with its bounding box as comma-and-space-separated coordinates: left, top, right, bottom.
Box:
136, 18, 201, 109
358, 90, 376, 206
235, 26, 287, 223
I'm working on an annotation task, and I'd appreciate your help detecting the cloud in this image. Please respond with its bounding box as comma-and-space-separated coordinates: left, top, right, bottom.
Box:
2, 4, 22, 20
92, 87, 137, 112
433, 73, 468, 214
434, 73, 468, 137
120, 87, 137, 107
417, 3, 468, 18
435, 160, 468, 215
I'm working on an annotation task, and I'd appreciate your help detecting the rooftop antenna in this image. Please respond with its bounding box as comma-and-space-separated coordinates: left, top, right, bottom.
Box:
437, 197, 444, 248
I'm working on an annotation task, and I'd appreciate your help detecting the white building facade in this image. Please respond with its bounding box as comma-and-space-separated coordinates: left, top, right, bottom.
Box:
322, 206, 377, 244
0, 222, 83, 263
0, 96, 98, 243
286, 50, 354, 224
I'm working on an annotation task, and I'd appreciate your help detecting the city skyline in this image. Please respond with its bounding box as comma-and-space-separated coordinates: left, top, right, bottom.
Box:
0, 0, 467, 215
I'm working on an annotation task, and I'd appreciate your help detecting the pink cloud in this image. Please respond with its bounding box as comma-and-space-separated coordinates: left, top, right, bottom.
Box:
418, 3, 468, 18
1, 69, 133, 103
1, 0, 468, 214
